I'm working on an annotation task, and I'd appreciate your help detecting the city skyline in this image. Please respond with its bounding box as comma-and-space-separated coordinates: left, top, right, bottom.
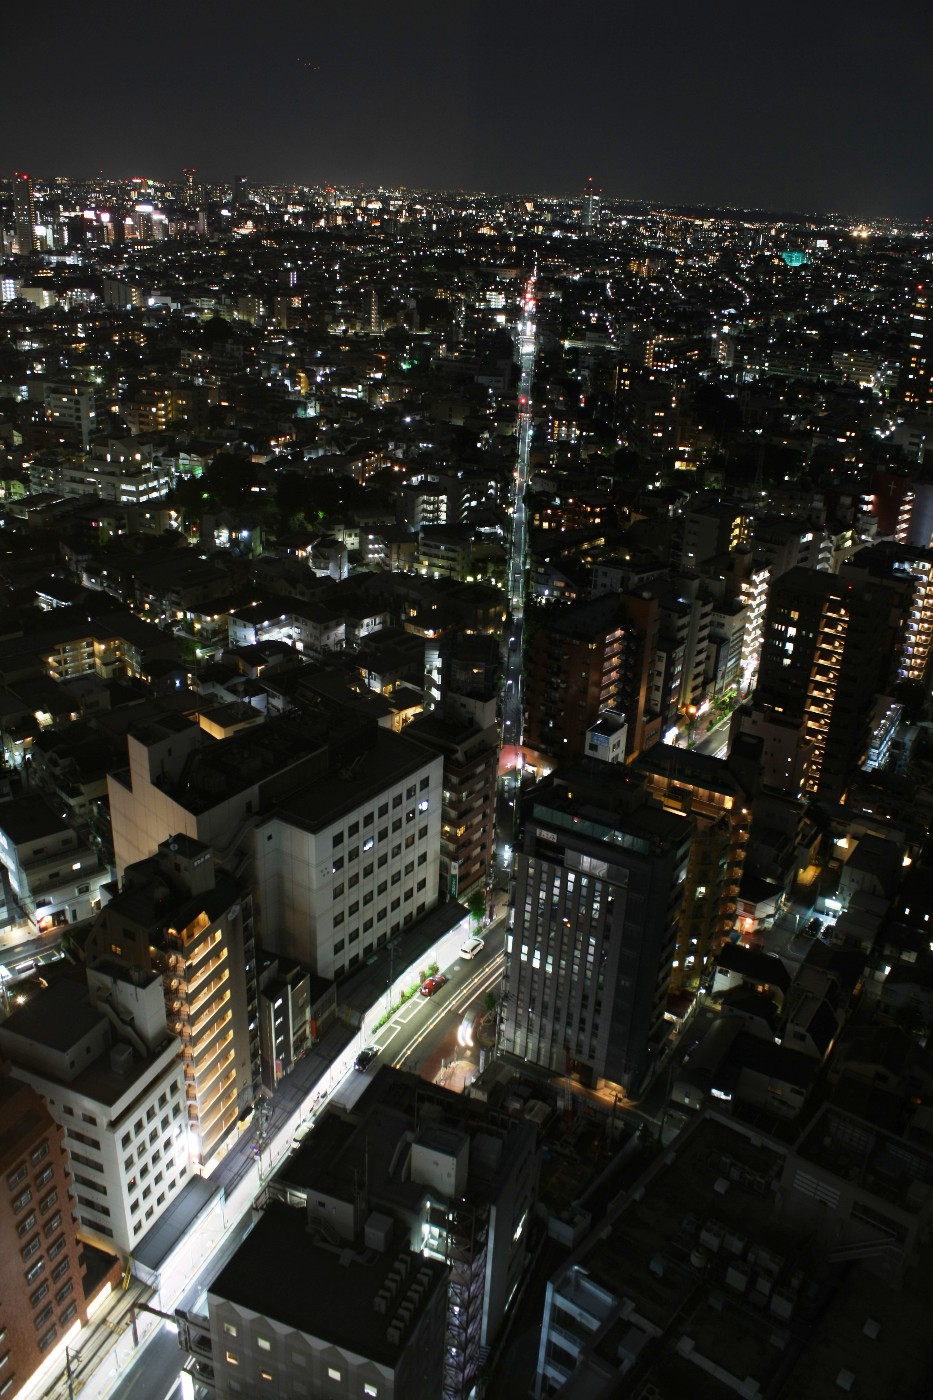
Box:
3, 0, 932, 219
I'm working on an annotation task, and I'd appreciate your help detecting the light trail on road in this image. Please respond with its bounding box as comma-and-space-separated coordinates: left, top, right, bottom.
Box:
393, 955, 504, 1068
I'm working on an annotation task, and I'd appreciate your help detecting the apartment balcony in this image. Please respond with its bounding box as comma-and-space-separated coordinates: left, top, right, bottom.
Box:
191, 998, 230, 1040
189, 970, 230, 1019
191, 1030, 234, 1083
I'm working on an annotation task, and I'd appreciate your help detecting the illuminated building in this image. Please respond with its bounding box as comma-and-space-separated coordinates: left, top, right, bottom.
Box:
43, 382, 96, 449
501, 761, 690, 1094
750, 568, 894, 801
676, 499, 749, 571
0, 969, 188, 1254
12, 171, 37, 254
107, 713, 443, 981
271, 1068, 538, 1400
0, 795, 106, 933
581, 177, 599, 229
633, 745, 750, 990
84, 836, 260, 1173
900, 283, 933, 411
840, 541, 933, 691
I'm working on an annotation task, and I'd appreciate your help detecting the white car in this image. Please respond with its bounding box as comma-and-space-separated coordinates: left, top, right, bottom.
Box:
460, 936, 485, 960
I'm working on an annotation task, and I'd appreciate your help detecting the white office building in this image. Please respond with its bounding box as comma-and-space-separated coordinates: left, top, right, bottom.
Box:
0, 966, 189, 1254
107, 712, 443, 978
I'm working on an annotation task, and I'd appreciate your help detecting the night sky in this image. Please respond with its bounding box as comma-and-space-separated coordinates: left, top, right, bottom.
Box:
4, 0, 932, 217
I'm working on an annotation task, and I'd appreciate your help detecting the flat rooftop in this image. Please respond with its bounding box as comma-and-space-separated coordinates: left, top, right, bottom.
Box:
0, 792, 70, 845
550, 1111, 933, 1400
210, 1200, 446, 1364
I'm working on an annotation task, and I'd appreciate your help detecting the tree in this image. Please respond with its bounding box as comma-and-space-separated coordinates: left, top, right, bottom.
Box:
467, 889, 486, 929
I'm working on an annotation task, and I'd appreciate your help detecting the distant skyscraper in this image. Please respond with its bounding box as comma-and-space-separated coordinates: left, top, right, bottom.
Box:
365, 285, 381, 333
13, 171, 37, 254
900, 283, 933, 411
582, 176, 599, 229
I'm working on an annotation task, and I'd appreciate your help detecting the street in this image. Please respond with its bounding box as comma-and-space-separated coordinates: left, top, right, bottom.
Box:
98, 923, 506, 1400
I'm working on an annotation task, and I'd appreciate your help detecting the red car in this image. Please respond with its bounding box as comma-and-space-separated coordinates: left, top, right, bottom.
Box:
420, 974, 448, 997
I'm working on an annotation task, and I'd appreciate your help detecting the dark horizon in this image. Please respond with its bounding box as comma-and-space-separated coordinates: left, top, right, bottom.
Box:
3, 0, 931, 221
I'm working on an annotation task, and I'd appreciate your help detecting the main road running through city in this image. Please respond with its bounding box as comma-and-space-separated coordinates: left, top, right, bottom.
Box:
497, 273, 537, 876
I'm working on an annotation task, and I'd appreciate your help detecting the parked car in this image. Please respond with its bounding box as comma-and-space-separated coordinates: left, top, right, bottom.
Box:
460, 936, 485, 960
420, 974, 448, 997
355, 1046, 379, 1072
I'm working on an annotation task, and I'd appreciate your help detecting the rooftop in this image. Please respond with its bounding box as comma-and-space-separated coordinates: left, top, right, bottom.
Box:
209, 1200, 447, 1365
0, 792, 70, 846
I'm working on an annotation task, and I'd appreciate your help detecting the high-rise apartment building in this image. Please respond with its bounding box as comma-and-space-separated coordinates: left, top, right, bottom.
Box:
0, 1073, 88, 1393
750, 567, 895, 801
84, 835, 260, 1173
650, 573, 713, 730
900, 282, 933, 411
501, 761, 691, 1093
699, 544, 771, 695
12, 172, 37, 254
365, 285, 381, 333
633, 745, 750, 991
840, 541, 933, 694
407, 711, 498, 902
523, 592, 660, 761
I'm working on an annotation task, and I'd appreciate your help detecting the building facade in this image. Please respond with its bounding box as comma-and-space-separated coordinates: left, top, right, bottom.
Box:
0, 1074, 88, 1397
84, 835, 260, 1173
501, 762, 691, 1093
0, 971, 189, 1254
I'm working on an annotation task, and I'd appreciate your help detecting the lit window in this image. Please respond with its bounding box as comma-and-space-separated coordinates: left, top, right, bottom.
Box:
328, 1368, 341, 1381
365, 1387, 378, 1398
225, 1351, 238, 1365
257, 1338, 271, 1351
223, 1322, 237, 1337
